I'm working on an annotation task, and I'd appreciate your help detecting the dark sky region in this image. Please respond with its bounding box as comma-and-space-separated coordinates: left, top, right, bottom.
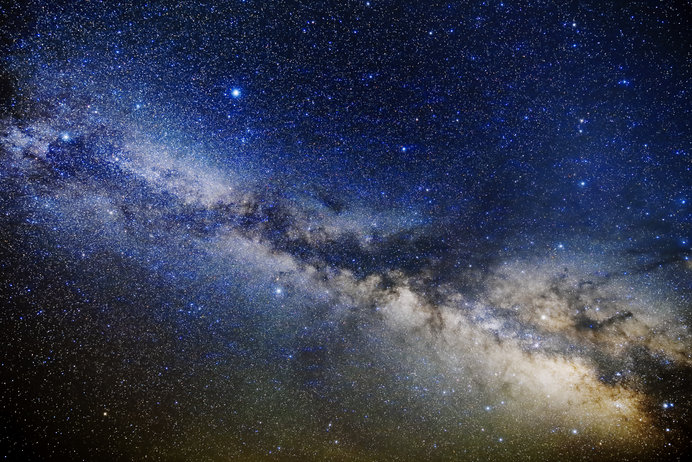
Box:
0, 1, 690, 460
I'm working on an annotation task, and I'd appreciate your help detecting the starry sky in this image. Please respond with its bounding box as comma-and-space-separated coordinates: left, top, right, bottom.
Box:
0, 1, 690, 460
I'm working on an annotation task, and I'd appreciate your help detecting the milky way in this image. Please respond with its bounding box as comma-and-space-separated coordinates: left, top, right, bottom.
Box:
1, 1, 690, 460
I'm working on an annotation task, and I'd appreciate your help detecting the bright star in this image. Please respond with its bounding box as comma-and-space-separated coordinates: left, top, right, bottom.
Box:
231, 88, 241, 98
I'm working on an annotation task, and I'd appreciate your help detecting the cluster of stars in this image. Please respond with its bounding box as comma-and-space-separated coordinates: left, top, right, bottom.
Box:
0, 0, 689, 460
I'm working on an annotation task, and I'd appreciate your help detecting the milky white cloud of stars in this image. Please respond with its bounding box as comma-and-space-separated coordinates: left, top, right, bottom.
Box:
0, 1, 690, 460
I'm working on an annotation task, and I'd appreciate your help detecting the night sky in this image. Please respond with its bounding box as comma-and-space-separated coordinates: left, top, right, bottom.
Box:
1, 1, 691, 460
